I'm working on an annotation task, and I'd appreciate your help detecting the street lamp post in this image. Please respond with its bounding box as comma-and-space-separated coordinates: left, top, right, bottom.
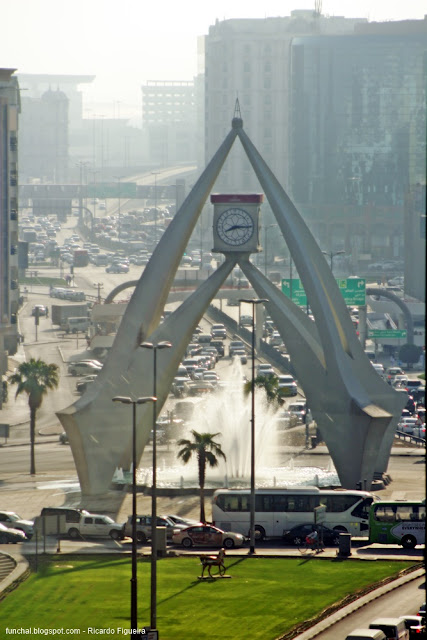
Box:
238, 298, 268, 554
114, 176, 122, 242
140, 341, 172, 632
93, 282, 104, 304
112, 395, 156, 633
322, 250, 346, 274
151, 171, 160, 246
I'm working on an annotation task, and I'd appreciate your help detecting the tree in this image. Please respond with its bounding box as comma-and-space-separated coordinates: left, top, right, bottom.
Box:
244, 374, 282, 406
177, 430, 226, 523
8, 358, 59, 475
398, 343, 422, 369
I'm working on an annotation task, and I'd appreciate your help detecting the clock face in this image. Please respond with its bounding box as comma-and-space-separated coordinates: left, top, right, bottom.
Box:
216, 208, 254, 246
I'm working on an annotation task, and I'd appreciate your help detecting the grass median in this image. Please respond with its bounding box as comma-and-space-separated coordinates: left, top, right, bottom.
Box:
0, 555, 418, 640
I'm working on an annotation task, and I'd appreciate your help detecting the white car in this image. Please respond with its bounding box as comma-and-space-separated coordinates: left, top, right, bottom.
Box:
257, 363, 275, 377
277, 374, 298, 397
0, 511, 34, 538
68, 361, 103, 377
287, 402, 307, 423
397, 417, 418, 434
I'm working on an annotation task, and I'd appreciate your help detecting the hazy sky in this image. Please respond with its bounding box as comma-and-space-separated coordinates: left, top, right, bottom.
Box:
2, 0, 426, 120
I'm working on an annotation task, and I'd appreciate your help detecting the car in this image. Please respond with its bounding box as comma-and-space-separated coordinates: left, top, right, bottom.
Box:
385, 367, 405, 384
277, 374, 298, 396
233, 349, 248, 365
210, 340, 225, 357
0, 522, 27, 544
229, 340, 245, 357
171, 524, 247, 549
405, 380, 424, 395
59, 432, 69, 444
413, 425, 426, 439
239, 314, 253, 328
269, 331, 284, 347
202, 371, 220, 384
287, 402, 307, 423
123, 515, 185, 543
67, 513, 125, 540
105, 263, 129, 273
392, 374, 409, 389
76, 374, 99, 393
31, 304, 48, 317
0, 511, 34, 538
397, 417, 418, 434
257, 363, 275, 377
210, 324, 226, 339
68, 361, 103, 377
399, 615, 426, 638
282, 523, 340, 546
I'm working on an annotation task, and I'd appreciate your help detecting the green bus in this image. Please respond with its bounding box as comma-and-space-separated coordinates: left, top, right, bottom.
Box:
369, 500, 425, 549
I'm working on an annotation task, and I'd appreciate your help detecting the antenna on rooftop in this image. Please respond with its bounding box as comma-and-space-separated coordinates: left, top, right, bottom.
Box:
234, 98, 242, 119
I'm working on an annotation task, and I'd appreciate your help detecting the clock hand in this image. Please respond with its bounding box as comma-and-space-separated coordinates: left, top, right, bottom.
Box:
225, 224, 252, 231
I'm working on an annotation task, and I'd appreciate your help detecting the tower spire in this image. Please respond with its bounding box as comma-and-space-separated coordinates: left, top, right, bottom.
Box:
232, 98, 243, 128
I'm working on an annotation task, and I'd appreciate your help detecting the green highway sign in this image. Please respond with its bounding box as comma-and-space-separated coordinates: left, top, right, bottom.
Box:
367, 329, 407, 339
281, 277, 366, 306
87, 182, 137, 198
281, 279, 307, 306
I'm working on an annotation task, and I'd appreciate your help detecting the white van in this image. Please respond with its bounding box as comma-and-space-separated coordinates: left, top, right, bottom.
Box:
346, 630, 386, 640
369, 618, 409, 640
63, 317, 90, 333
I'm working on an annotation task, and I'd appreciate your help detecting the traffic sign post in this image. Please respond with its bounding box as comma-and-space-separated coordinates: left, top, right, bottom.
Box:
281, 277, 366, 307
367, 329, 407, 339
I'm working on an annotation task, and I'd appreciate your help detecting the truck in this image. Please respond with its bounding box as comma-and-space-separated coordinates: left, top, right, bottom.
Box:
21, 228, 37, 243
51, 303, 90, 327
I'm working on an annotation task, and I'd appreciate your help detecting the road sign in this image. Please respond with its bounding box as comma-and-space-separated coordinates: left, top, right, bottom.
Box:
367, 329, 407, 339
281, 277, 366, 306
87, 182, 137, 198
280, 279, 307, 306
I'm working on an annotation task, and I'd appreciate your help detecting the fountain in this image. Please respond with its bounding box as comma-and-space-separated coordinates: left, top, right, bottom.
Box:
115, 360, 340, 491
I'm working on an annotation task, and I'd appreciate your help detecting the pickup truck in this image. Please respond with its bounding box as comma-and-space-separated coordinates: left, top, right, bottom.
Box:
67, 513, 125, 540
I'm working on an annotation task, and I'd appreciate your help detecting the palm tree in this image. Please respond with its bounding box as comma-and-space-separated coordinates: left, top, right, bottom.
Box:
177, 430, 226, 523
244, 374, 282, 406
8, 358, 59, 475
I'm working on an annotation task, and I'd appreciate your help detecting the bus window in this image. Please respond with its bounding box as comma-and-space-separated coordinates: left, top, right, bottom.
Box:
373, 505, 396, 522
256, 494, 274, 512
287, 495, 317, 512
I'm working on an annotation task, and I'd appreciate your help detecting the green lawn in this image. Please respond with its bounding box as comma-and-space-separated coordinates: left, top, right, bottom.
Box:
0, 555, 417, 640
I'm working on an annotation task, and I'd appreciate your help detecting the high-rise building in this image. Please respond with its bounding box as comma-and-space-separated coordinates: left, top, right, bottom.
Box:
141, 80, 196, 165
0, 68, 20, 376
203, 12, 427, 271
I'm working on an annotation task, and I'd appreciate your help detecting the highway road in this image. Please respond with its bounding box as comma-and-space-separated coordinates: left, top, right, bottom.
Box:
308, 575, 425, 640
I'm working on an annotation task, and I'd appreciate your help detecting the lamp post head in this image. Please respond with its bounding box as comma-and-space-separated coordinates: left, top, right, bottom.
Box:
137, 396, 157, 404
113, 395, 156, 405
112, 396, 132, 404
140, 341, 172, 350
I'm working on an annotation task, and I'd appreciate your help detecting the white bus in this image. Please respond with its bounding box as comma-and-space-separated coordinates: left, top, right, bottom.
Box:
212, 487, 377, 540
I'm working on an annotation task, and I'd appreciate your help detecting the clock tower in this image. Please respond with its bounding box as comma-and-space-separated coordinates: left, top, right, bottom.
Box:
211, 193, 263, 254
